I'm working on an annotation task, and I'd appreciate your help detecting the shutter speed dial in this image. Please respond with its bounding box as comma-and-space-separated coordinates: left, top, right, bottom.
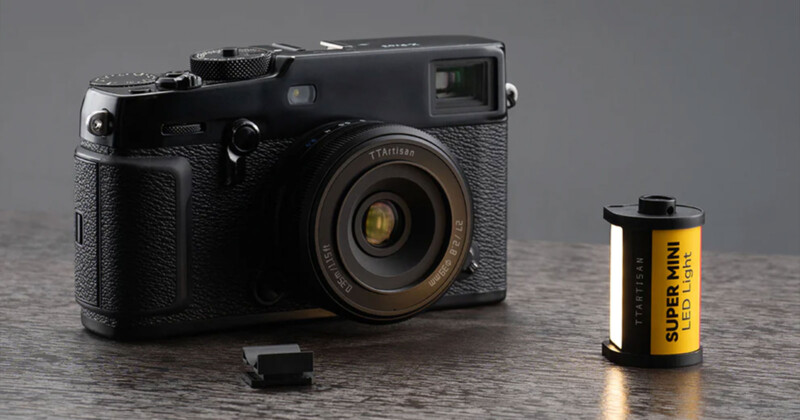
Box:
189, 47, 273, 82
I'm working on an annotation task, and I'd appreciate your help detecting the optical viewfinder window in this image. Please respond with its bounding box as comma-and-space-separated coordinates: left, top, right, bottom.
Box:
431, 59, 495, 114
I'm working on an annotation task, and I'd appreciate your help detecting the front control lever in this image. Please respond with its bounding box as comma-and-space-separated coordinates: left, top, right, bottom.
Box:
224, 119, 260, 186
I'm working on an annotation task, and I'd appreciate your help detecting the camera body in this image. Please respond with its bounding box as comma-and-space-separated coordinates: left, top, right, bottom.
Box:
75, 36, 510, 339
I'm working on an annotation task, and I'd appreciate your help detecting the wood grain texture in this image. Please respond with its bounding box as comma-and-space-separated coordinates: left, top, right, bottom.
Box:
0, 211, 798, 419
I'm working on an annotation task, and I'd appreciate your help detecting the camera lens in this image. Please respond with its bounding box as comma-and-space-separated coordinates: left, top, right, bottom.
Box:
276, 122, 472, 323
362, 200, 400, 247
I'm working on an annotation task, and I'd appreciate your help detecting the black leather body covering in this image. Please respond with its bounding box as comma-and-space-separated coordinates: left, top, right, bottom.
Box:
74, 121, 507, 338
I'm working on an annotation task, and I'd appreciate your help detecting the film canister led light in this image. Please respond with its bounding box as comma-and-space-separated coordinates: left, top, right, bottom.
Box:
602, 195, 705, 368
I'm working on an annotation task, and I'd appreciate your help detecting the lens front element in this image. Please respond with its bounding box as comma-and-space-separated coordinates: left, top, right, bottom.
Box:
363, 200, 399, 247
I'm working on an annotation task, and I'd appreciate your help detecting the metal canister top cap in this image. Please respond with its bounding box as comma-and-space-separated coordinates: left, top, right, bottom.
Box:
603, 195, 705, 230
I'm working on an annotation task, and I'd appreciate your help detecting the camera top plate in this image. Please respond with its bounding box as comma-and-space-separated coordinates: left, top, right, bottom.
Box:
81, 36, 508, 149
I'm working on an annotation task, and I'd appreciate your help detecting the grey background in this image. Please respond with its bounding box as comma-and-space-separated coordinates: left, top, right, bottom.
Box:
0, 0, 797, 254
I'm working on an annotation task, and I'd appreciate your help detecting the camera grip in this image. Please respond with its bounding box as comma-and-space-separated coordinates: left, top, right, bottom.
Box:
74, 148, 192, 316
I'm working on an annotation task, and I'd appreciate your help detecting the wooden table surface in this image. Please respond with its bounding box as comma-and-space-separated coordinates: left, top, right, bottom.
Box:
1, 211, 798, 419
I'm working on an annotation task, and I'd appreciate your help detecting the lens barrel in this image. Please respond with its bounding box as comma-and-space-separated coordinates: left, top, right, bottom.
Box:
276, 122, 472, 323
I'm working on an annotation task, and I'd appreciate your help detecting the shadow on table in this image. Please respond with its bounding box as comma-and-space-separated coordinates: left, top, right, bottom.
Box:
602, 365, 703, 420
72, 304, 517, 392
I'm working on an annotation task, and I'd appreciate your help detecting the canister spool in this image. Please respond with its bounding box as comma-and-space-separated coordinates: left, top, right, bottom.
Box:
602, 195, 705, 368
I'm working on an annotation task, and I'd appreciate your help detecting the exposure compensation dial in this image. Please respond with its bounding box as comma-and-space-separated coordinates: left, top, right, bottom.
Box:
189, 47, 273, 82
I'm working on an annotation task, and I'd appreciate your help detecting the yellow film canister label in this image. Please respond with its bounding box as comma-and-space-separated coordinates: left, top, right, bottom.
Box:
650, 227, 701, 355
603, 195, 705, 368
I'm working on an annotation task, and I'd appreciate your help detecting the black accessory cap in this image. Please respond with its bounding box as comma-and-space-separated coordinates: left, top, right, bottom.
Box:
242, 344, 313, 387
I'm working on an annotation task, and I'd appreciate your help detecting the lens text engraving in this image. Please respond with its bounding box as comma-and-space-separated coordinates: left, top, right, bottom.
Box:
368, 146, 415, 160
428, 219, 465, 287
322, 243, 353, 293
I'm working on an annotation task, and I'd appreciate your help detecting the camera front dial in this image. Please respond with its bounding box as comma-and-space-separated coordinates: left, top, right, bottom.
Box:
277, 122, 473, 323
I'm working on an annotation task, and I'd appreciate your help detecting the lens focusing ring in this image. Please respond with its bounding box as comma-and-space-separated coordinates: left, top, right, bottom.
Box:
277, 123, 472, 323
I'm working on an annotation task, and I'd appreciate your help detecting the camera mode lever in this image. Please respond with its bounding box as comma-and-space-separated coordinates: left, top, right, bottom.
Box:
155, 71, 202, 90
224, 119, 260, 186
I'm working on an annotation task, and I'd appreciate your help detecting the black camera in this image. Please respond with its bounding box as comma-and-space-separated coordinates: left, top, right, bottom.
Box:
74, 36, 514, 339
